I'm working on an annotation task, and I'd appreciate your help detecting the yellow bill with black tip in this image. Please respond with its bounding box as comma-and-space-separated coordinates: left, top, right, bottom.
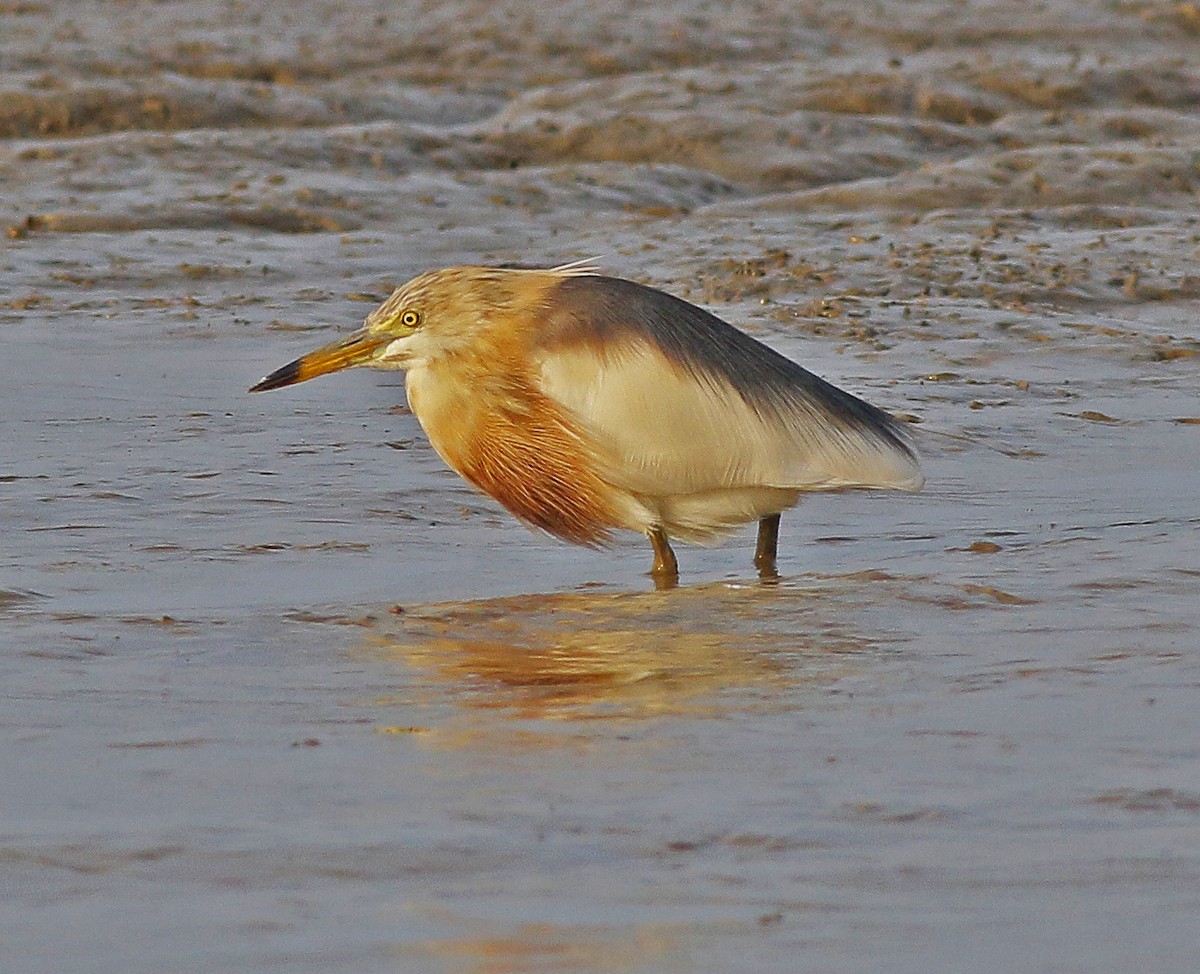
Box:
249, 330, 392, 393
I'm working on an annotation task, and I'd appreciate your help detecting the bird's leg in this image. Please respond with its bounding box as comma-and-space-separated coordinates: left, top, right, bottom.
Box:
647, 526, 679, 588
754, 513, 781, 579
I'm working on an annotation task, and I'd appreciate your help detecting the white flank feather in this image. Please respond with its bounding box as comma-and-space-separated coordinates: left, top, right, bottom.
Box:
537, 339, 920, 542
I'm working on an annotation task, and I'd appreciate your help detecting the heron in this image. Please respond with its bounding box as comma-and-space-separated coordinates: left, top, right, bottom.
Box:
250, 263, 922, 584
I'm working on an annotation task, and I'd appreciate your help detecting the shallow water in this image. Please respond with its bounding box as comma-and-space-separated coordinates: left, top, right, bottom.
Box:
3, 1, 1200, 971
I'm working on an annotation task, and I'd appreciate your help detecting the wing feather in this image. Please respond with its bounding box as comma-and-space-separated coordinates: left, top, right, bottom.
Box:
535, 276, 922, 498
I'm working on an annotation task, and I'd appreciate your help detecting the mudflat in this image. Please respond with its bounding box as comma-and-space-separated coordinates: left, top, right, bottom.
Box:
3, 2, 1199, 971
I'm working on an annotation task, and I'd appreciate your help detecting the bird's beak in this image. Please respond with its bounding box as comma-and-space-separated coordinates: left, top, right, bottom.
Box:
248, 329, 393, 392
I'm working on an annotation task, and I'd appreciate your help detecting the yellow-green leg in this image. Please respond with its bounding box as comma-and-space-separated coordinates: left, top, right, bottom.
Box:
648, 526, 679, 588
754, 513, 781, 579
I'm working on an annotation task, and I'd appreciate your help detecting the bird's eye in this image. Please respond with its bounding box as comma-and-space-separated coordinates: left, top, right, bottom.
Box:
400, 310, 421, 328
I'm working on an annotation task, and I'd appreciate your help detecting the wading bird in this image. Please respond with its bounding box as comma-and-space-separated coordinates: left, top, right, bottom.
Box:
250, 264, 921, 584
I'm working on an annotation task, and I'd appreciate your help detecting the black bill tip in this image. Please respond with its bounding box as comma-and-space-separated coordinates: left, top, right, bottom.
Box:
249, 359, 302, 393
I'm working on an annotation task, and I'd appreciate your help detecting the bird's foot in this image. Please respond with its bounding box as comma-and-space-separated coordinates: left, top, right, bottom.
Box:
648, 526, 679, 589
754, 513, 781, 581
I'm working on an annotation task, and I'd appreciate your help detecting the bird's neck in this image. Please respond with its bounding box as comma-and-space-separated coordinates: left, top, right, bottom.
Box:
403, 357, 619, 545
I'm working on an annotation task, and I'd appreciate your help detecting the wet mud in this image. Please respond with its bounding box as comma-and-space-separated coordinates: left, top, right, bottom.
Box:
3, 1, 1199, 972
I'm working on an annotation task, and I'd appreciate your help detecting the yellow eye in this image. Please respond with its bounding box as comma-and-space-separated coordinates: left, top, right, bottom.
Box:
400, 309, 421, 328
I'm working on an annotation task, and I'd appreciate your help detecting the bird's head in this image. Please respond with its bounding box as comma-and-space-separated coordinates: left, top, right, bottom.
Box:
249, 266, 535, 393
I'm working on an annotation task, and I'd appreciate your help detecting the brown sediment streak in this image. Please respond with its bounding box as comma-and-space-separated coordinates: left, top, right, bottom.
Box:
449, 386, 619, 547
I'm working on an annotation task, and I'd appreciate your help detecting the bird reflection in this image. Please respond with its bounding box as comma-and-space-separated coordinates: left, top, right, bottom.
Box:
359, 584, 872, 723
